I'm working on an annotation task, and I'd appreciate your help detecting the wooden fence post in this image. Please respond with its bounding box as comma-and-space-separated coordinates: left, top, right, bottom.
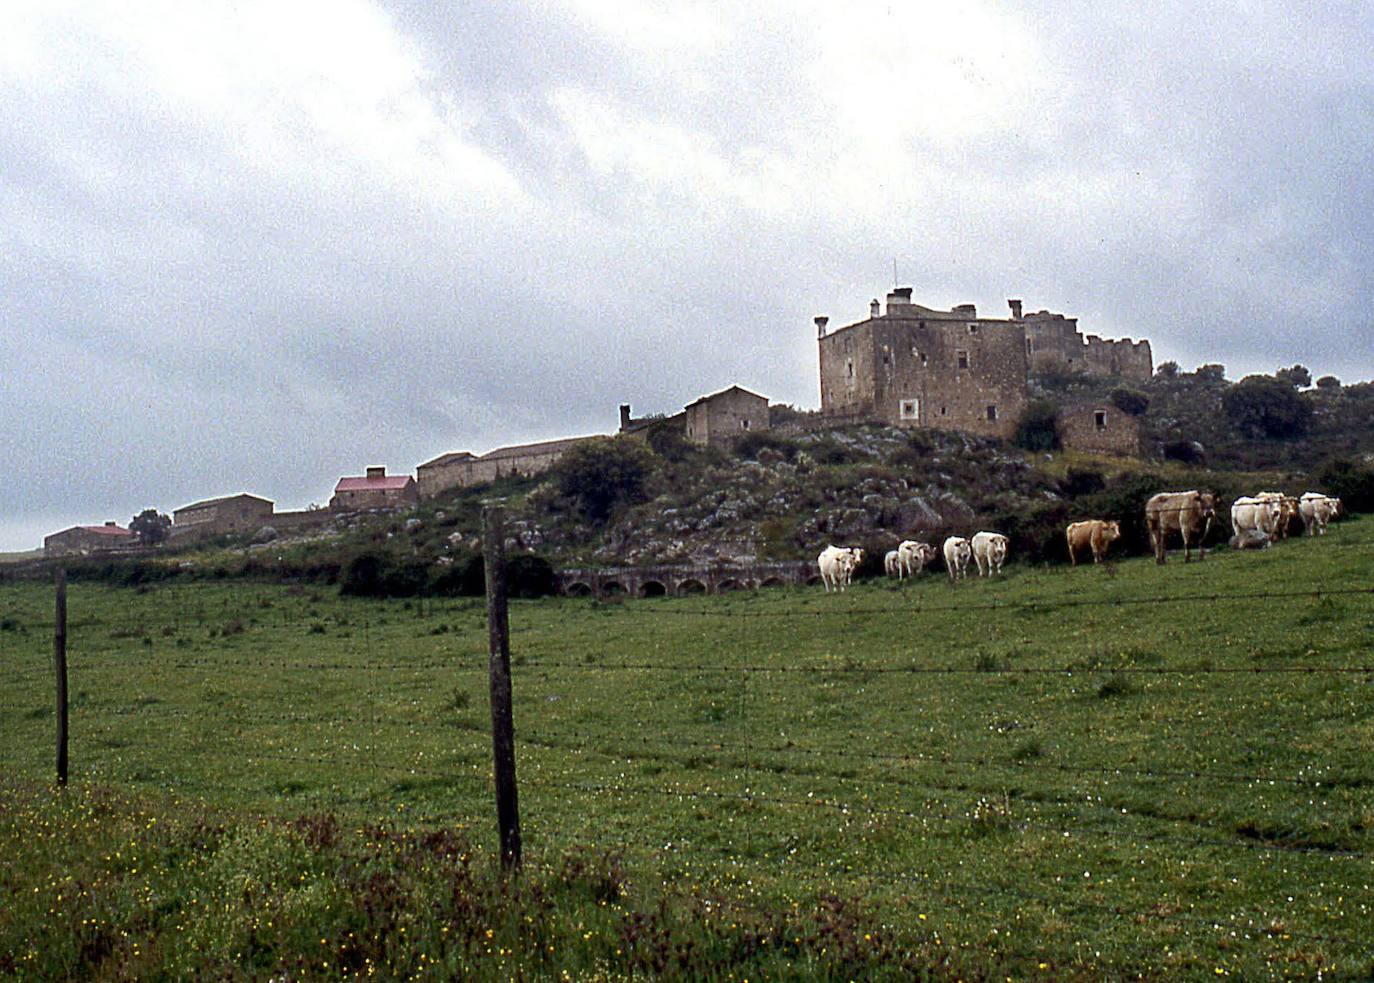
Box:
483, 505, 522, 871
55, 567, 68, 786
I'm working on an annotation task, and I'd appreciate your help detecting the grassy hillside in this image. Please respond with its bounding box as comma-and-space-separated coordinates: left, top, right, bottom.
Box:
3, 514, 1372, 978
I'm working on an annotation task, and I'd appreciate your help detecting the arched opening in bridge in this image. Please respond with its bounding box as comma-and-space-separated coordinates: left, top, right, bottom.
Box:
677, 579, 706, 595
565, 582, 592, 597
759, 577, 784, 588
640, 581, 667, 598
601, 581, 626, 596
717, 578, 743, 592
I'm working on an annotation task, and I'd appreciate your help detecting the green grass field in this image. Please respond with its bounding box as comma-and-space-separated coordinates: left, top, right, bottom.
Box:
3, 522, 1373, 979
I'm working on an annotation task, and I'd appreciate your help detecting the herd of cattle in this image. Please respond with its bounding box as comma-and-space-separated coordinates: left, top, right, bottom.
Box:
817, 489, 1344, 591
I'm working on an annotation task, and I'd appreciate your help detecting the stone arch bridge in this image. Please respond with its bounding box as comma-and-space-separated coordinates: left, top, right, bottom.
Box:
556, 560, 818, 598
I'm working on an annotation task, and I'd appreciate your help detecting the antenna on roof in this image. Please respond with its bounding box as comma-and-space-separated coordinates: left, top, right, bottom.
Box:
893, 257, 898, 289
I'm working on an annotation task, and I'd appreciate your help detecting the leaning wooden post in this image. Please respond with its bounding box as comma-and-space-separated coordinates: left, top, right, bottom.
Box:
483, 505, 522, 871
54, 567, 69, 786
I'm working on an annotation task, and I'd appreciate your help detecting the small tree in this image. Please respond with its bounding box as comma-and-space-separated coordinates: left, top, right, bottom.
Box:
555, 437, 656, 523
1155, 361, 1180, 379
1108, 387, 1150, 417
1222, 374, 1312, 439
1195, 363, 1226, 383
1275, 364, 1312, 389
1012, 400, 1061, 452
1316, 375, 1341, 391
129, 509, 171, 546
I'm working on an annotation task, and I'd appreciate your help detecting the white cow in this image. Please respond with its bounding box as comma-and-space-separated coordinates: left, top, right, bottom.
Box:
883, 550, 902, 578
818, 545, 864, 592
1231, 495, 1283, 539
970, 531, 1009, 577
897, 540, 938, 578
942, 536, 972, 583
1299, 493, 1340, 536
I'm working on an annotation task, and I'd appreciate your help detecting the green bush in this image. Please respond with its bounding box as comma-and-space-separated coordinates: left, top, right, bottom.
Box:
555, 438, 656, 523
1012, 400, 1061, 452
1317, 458, 1374, 513
1108, 387, 1150, 417
1222, 375, 1312, 440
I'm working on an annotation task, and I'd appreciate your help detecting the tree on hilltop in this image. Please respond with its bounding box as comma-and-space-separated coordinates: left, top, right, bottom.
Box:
129, 509, 171, 546
1275, 364, 1312, 389
1222, 375, 1312, 439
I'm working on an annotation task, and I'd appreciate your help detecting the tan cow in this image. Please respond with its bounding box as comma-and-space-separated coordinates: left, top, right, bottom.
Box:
1145, 490, 1217, 564
1065, 520, 1121, 566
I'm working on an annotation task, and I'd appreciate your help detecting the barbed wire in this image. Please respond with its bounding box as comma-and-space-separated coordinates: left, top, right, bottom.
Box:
518, 658, 1374, 675
519, 728, 1371, 791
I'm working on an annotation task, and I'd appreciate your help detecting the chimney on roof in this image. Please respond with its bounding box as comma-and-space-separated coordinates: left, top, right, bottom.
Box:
814, 316, 829, 339
619, 404, 631, 430
1008, 299, 1023, 320
870, 298, 880, 317
366, 466, 385, 480
105, 521, 115, 527
886, 287, 913, 313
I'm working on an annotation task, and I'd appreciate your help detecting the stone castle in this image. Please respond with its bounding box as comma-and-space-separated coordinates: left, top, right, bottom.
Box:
816, 288, 1151, 444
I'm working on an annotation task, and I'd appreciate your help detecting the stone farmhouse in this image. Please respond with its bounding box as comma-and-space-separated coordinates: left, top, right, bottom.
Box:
816, 288, 1151, 450
417, 437, 591, 502
44, 522, 135, 558
331, 467, 419, 511
620, 384, 770, 448
170, 493, 274, 541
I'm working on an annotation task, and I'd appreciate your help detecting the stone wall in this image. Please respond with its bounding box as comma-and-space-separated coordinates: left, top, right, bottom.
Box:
1026, 314, 1152, 381
1059, 403, 1142, 456
418, 438, 588, 501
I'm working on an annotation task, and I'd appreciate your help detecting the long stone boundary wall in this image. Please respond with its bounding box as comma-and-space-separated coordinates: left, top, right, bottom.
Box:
556, 560, 818, 597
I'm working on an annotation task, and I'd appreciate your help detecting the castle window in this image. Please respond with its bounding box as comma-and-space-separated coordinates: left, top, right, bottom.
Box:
741, 419, 750, 430
986, 405, 998, 421
899, 399, 919, 421
940, 406, 947, 416
1094, 410, 1107, 431
846, 359, 854, 379
957, 350, 970, 370
968, 323, 979, 334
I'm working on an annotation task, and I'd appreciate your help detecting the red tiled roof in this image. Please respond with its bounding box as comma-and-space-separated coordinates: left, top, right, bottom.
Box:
334, 476, 414, 492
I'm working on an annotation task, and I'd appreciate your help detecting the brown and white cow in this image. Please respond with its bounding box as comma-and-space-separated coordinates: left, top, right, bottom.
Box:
1065, 520, 1121, 566
1145, 490, 1217, 564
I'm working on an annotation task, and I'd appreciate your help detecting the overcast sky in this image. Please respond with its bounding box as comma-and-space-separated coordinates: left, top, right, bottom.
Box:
3, 1, 1371, 550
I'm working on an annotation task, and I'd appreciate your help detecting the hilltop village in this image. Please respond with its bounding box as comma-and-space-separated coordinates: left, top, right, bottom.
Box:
44, 288, 1150, 558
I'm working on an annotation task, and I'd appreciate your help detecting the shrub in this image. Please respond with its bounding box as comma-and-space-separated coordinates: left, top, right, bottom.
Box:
1156, 361, 1180, 379
645, 421, 692, 462
1061, 468, 1106, 498
734, 431, 796, 462
508, 555, 556, 598
1012, 400, 1061, 452
1315, 375, 1341, 390
555, 437, 656, 523
1317, 457, 1374, 513
1222, 375, 1312, 440
1108, 387, 1150, 417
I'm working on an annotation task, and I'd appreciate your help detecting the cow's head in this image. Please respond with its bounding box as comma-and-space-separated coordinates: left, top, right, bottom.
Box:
1101, 521, 1121, 543
1197, 492, 1218, 518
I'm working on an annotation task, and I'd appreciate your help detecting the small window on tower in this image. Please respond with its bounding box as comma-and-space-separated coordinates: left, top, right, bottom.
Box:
968, 323, 979, 334
957, 350, 970, 370
986, 405, 998, 421
741, 419, 750, 430
1094, 410, 1107, 431
899, 399, 919, 420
